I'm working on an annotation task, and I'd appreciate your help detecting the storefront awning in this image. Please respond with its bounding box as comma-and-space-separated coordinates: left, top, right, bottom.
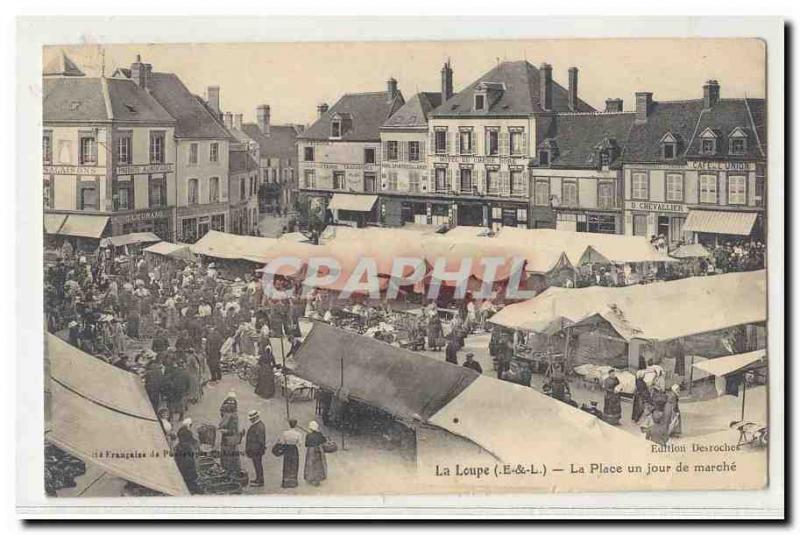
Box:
102, 232, 161, 248
57, 214, 109, 239
692, 349, 766, 377
328, 194, 378, 212
44, 214, 67, 235
683, 210, 758, 236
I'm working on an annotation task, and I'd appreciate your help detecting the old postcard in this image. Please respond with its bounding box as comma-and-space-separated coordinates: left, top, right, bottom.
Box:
17, 16, 784, 519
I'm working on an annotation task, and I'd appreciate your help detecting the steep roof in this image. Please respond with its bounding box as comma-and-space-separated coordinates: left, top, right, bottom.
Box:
228, 148, 258, 174
43, 77, 174, 124
43, 52, 85, 77
241, 123, 298, 160
538, 112, 636, 168
299, 90, 405, 141
144, 72, 232, 139
382, 91, 442, 128
623, 98, 767, 164
622, 100, 706, 164
431, 61, 595, 117
684, 98, 766, 160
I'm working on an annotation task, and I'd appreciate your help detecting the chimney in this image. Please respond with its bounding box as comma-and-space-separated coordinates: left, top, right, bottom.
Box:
223, 112, 233, 130
234, 113, 243, 131
317, 103, 329, 119
703, 80, 720, 109
605, 98, 623, 113
207, 86, 221, 117
387, 77, 399, 101
568, 67, 578, 111
635, 92, 653, 123
539, 63, 553, 111
257, 105, 271, 135
441, 60, 454, 102
130, 54, 150, 90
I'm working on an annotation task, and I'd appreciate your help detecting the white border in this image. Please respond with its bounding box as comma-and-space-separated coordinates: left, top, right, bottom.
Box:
14, 15, 785, 519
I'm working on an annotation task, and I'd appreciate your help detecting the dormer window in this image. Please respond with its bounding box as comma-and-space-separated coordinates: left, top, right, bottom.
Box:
331, 120, 342, 138
539, 149, 550, 166
538, 138, 558, 167
699, 127, 719, 155
474, 93, 486, 111
660, 131, 678, 160
594, 137, 618, 169
728, 127, 748, 155
600, 150, 610, 167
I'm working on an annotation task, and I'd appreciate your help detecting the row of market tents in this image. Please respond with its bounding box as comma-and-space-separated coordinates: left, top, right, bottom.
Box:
186, 226, 677, 292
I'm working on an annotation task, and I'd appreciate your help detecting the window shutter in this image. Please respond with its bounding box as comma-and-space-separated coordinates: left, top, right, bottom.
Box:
429, 131, 435, 154
500, 132, 510, 155
419, 139, 426, 160
383, 141, 390, 160
400, 141, 407, 162
520, 131, 527, 155
485, 130, 492, 156
477, 167, 485, 194
446, 131, 452, 154
501, 170, 510, 196
92, 138, 99, 163
447, 167, 453, 191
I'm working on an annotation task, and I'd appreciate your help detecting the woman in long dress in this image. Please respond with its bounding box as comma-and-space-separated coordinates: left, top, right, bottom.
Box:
254, 340, 276, 399
602, 370, 622, 425
631, 370, 651, 423
218, 393, 242, 475
303, 421, 328, 486
185, 350, 203, 403
279, 419, 302, 488
665, 384, 682, 437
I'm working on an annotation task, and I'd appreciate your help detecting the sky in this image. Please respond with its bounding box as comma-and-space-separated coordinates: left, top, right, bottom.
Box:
44, 39, 766, 126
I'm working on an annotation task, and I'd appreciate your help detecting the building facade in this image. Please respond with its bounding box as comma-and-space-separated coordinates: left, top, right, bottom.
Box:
528, 100, 634, 233
621, 82, 766, 245
43, 53, 177, 246
426, 61, 595, 230
297, 79, 405, 227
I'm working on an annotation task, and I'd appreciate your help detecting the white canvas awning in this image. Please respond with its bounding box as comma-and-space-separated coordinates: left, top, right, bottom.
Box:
45, 334, 188, 496
670, 243, 712, 259
328, 193, 378, 212
143, 241, 196, 262
102, 232, 161, 248
57, 214, 109, 239
190, 230, 278, 263
683, 210, 759, 236
692, 349, 766, 377
44, 214, 67, 235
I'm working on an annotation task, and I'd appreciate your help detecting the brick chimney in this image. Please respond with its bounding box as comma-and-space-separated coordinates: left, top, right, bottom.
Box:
207, 86, 221, 117
539, 63, 553, 111
234, 113, 243, 131
568, 67, 578, 111
130, 55, 151, 90
257, 105, 271, 135
223, 112, 233, 130
317, 103, 329, 118
635, 92, 653, 123
441, 60, 454, 102
387, 77, 398, 101
703, 80, 720, 109
605, 98, 623, 113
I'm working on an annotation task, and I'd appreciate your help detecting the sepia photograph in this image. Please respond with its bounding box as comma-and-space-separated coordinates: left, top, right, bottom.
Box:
13, 14, 785, 519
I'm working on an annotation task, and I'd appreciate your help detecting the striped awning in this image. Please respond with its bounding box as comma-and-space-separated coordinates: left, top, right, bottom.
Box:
328, 193, 378, 212
683, 210, 758, 236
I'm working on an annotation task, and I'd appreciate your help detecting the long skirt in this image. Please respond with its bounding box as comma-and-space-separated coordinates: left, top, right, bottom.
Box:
186, 360, 203, 403
220, 444, 241, 474
603, 392, 622, 424
303, 446, 327, 484
631, 394, 647, 422
254, 363, 275, 399
282, 445, 299, 488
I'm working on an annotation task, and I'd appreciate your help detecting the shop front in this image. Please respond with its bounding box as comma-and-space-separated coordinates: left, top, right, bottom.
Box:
328, 193, 379, 228
623, 200, 691, 244
488, 202, 529, 231
177, 203, 228, 243
108, 206, 172, 241
683, 209, 763, 246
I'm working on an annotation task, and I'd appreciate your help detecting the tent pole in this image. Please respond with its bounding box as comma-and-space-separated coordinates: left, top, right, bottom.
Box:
688, 355, 694, 395
340, 355, 346, 451
741, 375, 747, 422
280, 331, 289, 421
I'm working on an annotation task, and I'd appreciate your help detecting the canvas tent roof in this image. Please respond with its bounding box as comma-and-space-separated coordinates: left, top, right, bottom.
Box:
579, 242, 676, 265
491, 270, 766, 341
428, 375, 647, 464
45, 334, 188, 496
692, 349, 766, 377
190, 230, 278, 263
291, 322, 479, 421
143, 241, 196, 262
670, 243, 712, 259
102, 232, 161, 248
57, 214, 109, 239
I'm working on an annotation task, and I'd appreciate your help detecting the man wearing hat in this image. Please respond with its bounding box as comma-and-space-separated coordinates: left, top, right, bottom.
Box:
462, 353, 482, 374
245, 409, 267, 487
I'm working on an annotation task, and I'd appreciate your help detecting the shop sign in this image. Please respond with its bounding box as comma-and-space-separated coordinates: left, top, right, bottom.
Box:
624, 200, 689, 214
113, 208, 171, 225
688, 160, 753, 171
116, 163, 174, 174
43, 165, 105, 175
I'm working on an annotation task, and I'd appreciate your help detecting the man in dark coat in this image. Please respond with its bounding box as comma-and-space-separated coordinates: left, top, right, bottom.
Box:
245, 410, 267, 487
205, 325, 223, 383
462, 352, 482, 373
143, 360, 164, 411
151, 328, 170, 355
174, 426, 200, 494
